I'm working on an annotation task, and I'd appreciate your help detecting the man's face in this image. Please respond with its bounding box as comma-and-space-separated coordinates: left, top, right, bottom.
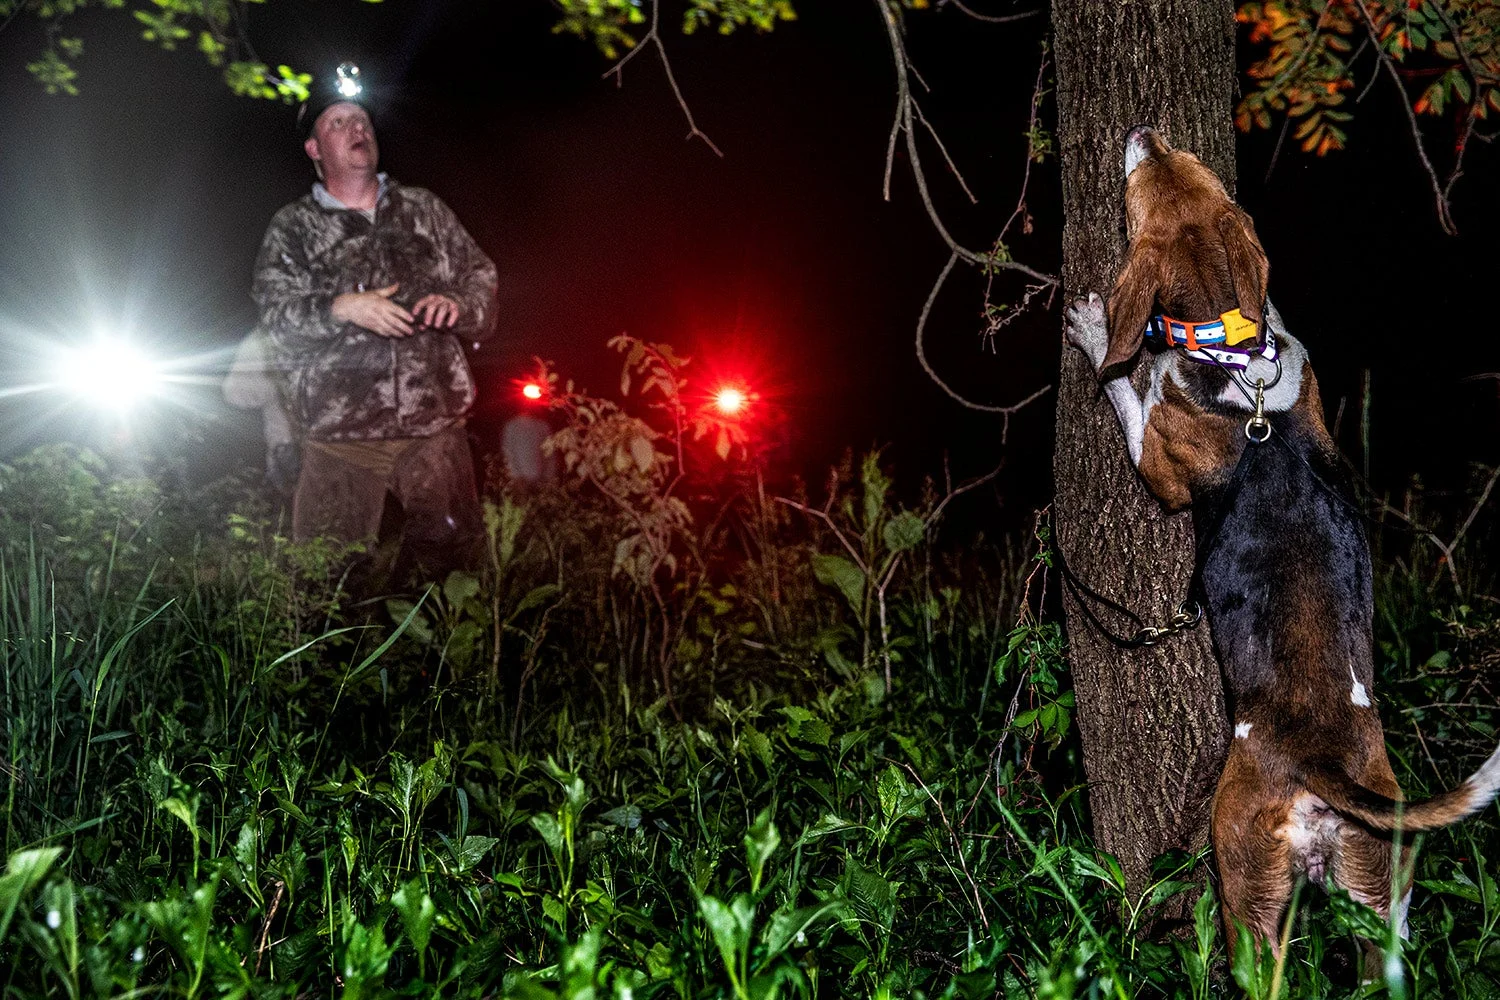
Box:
304, 102, 378, 178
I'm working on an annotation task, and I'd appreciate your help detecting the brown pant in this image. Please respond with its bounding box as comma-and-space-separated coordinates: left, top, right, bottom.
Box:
292, 424, 481, 579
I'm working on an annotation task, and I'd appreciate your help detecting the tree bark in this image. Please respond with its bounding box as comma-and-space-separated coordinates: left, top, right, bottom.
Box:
1050, 0, 1237, 900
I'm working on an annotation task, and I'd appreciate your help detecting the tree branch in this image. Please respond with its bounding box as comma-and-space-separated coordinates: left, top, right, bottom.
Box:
917, 251, 1053, 424
939, 0, 1043, 25
603, 0, 723, 157
1352, 0, 1457, 234
874, 0, 1056, 284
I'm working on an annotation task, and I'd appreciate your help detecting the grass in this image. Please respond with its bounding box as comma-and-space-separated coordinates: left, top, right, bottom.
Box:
0, 360, 1497, 997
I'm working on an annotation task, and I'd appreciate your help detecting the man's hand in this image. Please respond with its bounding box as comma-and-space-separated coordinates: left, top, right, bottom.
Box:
331, 284, 414, 338
412, 293, 461, 330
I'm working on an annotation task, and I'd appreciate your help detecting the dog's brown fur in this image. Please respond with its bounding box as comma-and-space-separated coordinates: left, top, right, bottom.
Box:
1065, 126, 1500, 978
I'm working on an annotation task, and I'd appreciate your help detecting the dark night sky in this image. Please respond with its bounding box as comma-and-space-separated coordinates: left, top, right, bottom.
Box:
1, 1, 1497, 524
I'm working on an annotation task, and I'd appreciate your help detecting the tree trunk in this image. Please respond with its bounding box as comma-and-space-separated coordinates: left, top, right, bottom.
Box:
1050, 0, 1237, 900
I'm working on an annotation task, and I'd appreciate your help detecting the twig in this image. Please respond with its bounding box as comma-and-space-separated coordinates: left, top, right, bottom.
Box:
603, 0, 723, 157
927, 459, 1006, 527
1261, 0, 1340, 182
1351, 0, 1457, 234
891, 758, 990, 932
871, 0, 1059, 414
876, 556, 902, 692
873, 0, 1056, 284
916, 252, 1054, 422
961, 674, 1026, 828
773, 497, 867, 570
1429, 0, 1484, 212
1354, 36, 1382, 101
1452, 464, 1500, 550
1369, 494, 1464, 595
998, 45, 1051, 245
1409, 715, 1445, 788
939, 0, 1042, 24
910, 98, 978, 204
253, 880, 286, 976
979, 279, 1056, 352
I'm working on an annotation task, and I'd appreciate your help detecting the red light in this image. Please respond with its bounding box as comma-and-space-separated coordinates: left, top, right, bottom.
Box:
522, 383, 543, 401
714, 387, 746, 415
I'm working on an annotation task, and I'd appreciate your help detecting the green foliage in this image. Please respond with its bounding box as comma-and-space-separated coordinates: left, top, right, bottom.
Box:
0, 387, 1498, 996
11, 0, 345, 99
1237, 1, 1500, 155
551, 0, 797, 58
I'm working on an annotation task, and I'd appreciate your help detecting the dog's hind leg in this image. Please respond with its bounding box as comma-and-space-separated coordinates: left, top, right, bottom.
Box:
1331, 814, 1413, 984
1212, 756, 1297, 961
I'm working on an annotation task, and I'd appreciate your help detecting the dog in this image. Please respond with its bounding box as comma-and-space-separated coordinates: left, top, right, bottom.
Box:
1064, 126, 1500, 974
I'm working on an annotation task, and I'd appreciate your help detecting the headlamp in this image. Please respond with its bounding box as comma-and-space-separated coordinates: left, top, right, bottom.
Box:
299, 61, 370, 137
334, 62, 362, 99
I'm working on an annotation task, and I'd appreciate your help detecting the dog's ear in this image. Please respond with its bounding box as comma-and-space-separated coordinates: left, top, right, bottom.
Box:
1218, 208, 1269, 324
1103, 240, 1160, 372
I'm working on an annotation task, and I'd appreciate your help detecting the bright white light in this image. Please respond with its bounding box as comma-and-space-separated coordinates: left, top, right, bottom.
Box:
57, 338, 164, 411
335, 62, 363, 98
714, 387, 746, 415
522, 382, 543, 401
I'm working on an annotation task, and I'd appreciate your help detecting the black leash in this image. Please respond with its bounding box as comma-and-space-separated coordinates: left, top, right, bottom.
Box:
1056, 381, 1268, 651
1056, 552, 1203, 649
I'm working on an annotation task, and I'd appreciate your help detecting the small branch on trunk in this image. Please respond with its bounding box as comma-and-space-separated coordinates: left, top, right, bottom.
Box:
917, 252, 1053, 424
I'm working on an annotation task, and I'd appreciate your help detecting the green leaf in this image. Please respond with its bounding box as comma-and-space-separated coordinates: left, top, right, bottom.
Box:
443, 570, 480, 608
630, 434, 654, 473
741, 724, 774, 768
541, 892, 567, 928
1417, 878, 1480, 903
1068, 849, 1126, 892
599, 804, 642, 829
778, 706, 831, 747
840, 860, 896, 932
391, 879, 437, 957
530, 813, 564, 857
881, 511, 925, 553
811, 553, 865, 613
444, 835, 499, 874
876, 765, 924, 823
351, 588, 433, 680
791, 812, 859, 849
1146, 878, 1197, 911
95, 599, 173, 698
0, 848, 64, 945
744, 808, 780, 894
697, 893, 755, 977
515, 583, 561, 615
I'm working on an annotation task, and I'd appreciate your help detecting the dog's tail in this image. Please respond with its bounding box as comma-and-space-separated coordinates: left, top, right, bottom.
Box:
1302, 742, 1500, 832
1302, 740, 1500, 833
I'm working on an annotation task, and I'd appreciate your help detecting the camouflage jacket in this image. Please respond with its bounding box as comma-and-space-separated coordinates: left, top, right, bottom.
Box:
252, 177, 497, 442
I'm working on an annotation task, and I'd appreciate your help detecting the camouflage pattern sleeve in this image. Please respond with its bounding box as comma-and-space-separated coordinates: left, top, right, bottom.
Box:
419, 191, 498, 343
251, 200, 349, 356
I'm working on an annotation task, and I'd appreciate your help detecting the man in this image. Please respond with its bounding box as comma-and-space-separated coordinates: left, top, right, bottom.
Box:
252, 63, 497, 579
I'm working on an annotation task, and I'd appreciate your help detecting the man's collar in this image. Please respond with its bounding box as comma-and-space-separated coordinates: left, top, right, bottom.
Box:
311, 172, 390, 211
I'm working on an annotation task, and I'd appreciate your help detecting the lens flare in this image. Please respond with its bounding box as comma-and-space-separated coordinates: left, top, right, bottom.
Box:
522, 382, 543, 401
714, 387, 747, 415
57, 338, 163, 411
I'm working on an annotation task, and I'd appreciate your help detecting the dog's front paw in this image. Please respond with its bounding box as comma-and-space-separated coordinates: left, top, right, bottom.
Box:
1065, 292, 1109, 371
